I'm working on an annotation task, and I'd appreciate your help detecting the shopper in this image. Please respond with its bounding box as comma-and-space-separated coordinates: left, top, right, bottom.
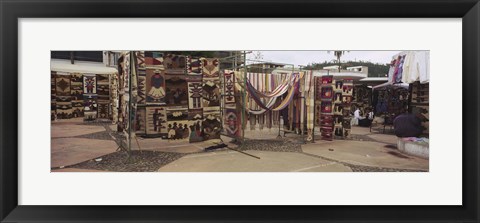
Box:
393, 113, 425, 137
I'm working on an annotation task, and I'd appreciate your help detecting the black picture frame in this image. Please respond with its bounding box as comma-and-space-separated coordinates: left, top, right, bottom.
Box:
1, 0, 479, 222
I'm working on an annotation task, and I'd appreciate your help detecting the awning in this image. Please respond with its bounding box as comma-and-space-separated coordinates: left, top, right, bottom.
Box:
372, 81, 409, 90
51, 59, 118, 74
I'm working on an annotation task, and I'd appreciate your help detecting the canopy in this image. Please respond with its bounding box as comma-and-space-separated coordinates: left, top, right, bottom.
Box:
51, 59, 118, 74
372, 81, 409, 90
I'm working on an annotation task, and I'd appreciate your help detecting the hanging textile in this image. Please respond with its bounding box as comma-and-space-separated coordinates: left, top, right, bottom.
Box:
97, 74, 111, 119
305, 70, 315, 141
82, 73, 97, 121
317, 76, 334, 141
51, 71, 57, 120
223, 70, 242, 138
245, 73, 299, 112
70, 73, 84, 118
246, 72, 294, 98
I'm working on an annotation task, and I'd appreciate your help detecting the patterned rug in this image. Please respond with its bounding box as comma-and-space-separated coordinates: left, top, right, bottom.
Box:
83, 94, 97, 121
51, 71, 57, 120
202, 78, 220, 108
137, 68, 146, 105
164, 75, 188, 106
55, 73, 73, 119
187, 76, 203, 110
164, 54, 186, 75
188, 109, 203, 143
201, 58, 220, 78
145, 68, 166, 104
145, 106, 167, 137
83, 75, 96, 94
202, 107, 222, 140
187, 56, 202, 75
144, 51, 163, 66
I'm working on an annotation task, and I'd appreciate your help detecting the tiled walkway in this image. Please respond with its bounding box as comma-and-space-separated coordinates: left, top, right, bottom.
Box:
51, 119, 428, 172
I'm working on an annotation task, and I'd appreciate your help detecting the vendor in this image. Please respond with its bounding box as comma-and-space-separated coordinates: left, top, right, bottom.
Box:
393, 113, 425, 137
351, 108, 364, 126
358, 108, 374, 127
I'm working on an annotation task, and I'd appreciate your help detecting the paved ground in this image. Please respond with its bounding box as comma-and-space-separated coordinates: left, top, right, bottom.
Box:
51, 120, 428, 172
158, 150, 352, 172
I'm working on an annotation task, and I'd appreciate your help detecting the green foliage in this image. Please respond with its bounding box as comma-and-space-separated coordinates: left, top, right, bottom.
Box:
305, 60, 389, 77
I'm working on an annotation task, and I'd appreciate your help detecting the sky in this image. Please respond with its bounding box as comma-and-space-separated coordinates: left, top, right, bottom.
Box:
247, 51, 401, 67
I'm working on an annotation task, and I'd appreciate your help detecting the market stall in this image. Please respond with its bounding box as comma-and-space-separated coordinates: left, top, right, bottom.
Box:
50, 59, 118, 121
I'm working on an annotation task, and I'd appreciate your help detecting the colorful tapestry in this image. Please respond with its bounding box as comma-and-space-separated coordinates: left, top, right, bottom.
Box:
305, 71, 315, 141
55, 73, 71, 96
135, 106, 146, 135
83, 94, 97, 121
145, 68, 166, 104
110, 72, 119, 124
95, 74, 110, 119
187, 76, 203, 109
51, 71, 56, 120
70, 73, 83, 99
202, 107, 222, 140
118, 52, 131, 134
145, 51, 164, 66
187, 56, 202, 75
97, 74, 109, 99
56, 96, 73, 119
137, 68, 146, 105
165, 75, 188, 106
145, 106, 167, 137
201, 58, 220, 78
188, 109, 204, 143
166, 108, 190, 140
71, 73, 83, 118
224, 107, 241, 137
122, 52, 130, 92
83, 74, 96, 94
136, 51, 145, 68
98, 100, 110, 119
318, 76, 334, 141
51, 71, 56, 97
55, 73, 72, 119
340, 79, 354, 138
224, 71, 235, 104
202, 78, 220, 108
164, 54, 186, 74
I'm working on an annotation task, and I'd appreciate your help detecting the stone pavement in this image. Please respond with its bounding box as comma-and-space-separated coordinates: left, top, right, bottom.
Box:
51, 118, 118, 168
51, 119, 428, 172
301, 141, 429, 171
158, 150, 352, 172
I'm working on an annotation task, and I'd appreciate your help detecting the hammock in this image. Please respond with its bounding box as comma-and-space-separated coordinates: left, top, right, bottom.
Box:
247, 73, 301, 114
246, 72, 294, 98
246, 73, 298, 110
234, 71, 301, 115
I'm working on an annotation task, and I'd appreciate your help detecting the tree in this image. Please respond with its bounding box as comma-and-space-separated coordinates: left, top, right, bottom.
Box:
250, 51, 264, 61
327, 51, 349, 72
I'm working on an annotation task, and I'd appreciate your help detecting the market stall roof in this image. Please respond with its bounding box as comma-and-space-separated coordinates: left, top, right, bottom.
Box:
51, 59, 118, 74
372, 81, 409, 90
312, 70, 367, 81
359, 77, 388, 82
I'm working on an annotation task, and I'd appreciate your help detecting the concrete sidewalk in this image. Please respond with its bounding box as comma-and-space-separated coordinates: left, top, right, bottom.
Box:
51, 119, 428, 172
158, 150, 352, 172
